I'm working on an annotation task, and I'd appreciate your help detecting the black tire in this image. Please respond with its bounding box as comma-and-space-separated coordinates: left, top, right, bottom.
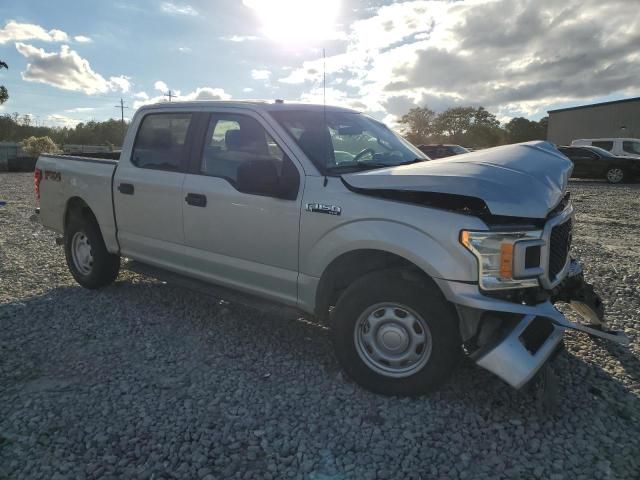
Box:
330, 269, 461, 396
605, 166, 625, 184
64, 212, 120, 289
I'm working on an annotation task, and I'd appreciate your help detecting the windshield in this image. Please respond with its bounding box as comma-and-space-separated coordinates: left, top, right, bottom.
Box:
270, 110, 427, 174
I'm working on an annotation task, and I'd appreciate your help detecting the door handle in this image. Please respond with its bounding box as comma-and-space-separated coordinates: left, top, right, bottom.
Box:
185, 193, 207, 207
118, 183, 134, 195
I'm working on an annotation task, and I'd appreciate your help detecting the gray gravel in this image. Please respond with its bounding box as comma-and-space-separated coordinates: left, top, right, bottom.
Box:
1, 172, 639, 480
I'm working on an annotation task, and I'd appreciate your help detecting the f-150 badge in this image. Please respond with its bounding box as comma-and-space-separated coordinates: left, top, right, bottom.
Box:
306, 203, 341, 216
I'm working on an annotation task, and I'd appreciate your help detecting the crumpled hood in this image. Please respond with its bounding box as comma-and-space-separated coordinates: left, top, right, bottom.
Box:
342, 141, 573, 219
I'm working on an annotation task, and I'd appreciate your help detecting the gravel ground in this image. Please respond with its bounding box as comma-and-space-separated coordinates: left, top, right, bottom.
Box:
1, 172, 639, 480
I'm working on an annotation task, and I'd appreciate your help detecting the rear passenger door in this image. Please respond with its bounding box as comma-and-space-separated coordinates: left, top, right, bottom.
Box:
181, 109, 303, 306
114, 112, 194, 268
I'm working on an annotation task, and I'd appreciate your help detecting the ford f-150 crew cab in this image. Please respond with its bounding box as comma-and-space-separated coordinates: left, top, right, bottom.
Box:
35, 101, 629, 396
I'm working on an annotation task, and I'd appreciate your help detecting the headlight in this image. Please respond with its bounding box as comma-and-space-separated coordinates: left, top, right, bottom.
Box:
460, 230, 545, 290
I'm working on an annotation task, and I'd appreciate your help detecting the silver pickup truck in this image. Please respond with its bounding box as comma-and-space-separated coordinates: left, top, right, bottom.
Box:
35, 101, 629, 396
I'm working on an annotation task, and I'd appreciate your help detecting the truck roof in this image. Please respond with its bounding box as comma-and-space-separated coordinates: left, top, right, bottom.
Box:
136, 100, 360, 114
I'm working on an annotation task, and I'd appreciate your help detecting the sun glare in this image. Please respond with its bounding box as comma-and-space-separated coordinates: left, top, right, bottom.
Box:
243, 0, 341, 44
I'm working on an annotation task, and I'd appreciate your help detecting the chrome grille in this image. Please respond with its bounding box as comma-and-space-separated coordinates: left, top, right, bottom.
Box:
548, 218, 572, 280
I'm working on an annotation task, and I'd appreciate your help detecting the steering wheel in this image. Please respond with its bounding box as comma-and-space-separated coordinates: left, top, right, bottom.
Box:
353, 148, 376, 163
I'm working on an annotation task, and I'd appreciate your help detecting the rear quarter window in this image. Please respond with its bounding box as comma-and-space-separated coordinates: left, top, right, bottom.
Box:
622, 141, 640, 155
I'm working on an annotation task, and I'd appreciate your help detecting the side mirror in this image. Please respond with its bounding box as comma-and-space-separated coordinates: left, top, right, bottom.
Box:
236, 159, 286, 198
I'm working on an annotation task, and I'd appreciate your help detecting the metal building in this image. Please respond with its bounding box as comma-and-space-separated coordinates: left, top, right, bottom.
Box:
0, 142, 20, 171
547, 97, 640, 146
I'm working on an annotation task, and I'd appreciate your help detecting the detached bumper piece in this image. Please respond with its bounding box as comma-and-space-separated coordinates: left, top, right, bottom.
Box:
472, 314, 564, 389
552, 259, 630, 345
469, 259, 629, 389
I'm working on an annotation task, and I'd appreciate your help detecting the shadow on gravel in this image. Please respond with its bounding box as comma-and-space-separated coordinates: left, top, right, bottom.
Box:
595, 337, 640, 383
569, 179, 640, 187
2, 280, 638, 424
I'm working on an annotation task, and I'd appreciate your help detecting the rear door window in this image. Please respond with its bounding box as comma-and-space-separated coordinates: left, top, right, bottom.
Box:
592, 141, 613, 151
132, 113, 192, 171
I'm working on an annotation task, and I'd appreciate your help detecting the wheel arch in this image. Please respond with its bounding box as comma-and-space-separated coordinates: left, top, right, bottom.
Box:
62, 196, 119, 253
64, 196, 97, 229
314, 248, 441, 323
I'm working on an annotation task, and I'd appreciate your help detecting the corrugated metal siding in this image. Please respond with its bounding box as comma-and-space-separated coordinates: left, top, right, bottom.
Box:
548, 100, 640, 145
0, 143, 20, 171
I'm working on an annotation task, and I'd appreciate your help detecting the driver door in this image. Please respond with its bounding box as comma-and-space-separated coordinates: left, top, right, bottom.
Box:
181, 110, 303, 306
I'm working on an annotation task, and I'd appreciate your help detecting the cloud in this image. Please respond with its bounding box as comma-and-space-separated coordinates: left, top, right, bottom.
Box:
133, 86, 231, 108
15, 43, 130, 95
282, 0, 640, 121
108, 75, 131, 93
161, 2, 198, 16
251, 69, 271, 80
154, 80, 168, 92
177, 46, 192, 53
243, 87, 254, 93
219, 35, 260, 42
65, 107, 95, 113
47, 114, 82, 127
181, 87, 231, 101
74, 35, 92, 43
0, 20, 69, 44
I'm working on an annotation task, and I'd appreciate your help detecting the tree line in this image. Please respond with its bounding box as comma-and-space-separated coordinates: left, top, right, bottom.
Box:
399, 106, 548, 148
0, 106, 547, 151
0, 113, 128, 147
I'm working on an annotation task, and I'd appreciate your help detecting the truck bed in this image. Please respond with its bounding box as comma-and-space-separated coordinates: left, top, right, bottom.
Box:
36, 153, 120, 253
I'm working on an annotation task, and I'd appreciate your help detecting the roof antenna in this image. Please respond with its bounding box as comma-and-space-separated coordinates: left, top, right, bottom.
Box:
322, 47, 328, 187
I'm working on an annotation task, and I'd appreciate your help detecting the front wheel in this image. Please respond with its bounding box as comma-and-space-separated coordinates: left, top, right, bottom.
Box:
330, 270, 461, 396
605, 167, 625, 184
64, 214, 120, 289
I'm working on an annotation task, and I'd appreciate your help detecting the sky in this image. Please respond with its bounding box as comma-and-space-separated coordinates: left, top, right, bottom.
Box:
0, 0, 638, 128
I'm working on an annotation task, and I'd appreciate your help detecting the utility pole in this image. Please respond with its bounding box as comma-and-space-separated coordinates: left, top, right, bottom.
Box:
114, 98, 129, 141
164, 90, 175, 102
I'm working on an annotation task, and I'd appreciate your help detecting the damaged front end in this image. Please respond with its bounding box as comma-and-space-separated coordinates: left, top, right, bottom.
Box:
343, 142, 630, 388
436, 193, 629, 388
457, 259, 629, 389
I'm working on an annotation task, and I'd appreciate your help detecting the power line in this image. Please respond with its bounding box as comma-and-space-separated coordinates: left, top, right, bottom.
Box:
163, 90, 175, 102
114, 98, 129, 137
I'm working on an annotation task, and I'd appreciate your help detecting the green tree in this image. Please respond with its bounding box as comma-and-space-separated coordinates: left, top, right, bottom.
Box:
398, 106, 437, 145
430, 106, 504, 147
505, 117, 547, 143
433, 106, 476, 142
22, 136, 60, 157
0, 60, 8, 105
538, 116, 548, 139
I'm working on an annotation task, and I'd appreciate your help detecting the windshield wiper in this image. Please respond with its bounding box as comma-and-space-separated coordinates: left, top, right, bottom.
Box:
326, 162, 395, 173
327, 158, 428, 174
397, 158, 427, 166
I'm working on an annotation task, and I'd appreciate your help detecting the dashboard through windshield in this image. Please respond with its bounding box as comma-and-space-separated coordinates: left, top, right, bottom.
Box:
270, 110, 427, 174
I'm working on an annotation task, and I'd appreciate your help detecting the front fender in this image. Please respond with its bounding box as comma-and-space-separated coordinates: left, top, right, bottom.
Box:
300, 218, 478, 283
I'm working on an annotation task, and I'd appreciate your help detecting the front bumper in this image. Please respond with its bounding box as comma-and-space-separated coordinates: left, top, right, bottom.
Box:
435, 261, 630, 389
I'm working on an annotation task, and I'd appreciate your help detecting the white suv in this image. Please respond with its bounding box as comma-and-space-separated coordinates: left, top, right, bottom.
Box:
571, 138, 640, 158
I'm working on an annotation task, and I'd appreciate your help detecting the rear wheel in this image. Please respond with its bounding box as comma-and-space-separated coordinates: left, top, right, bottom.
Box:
330, 270, 461, 396
64, 213, 120, 289
605, 167, 625, 184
